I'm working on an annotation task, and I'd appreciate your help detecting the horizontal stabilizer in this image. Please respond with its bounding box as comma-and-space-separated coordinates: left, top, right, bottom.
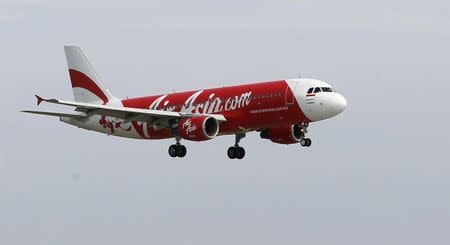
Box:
21, 110, 86, 119
35, 95, 44, 105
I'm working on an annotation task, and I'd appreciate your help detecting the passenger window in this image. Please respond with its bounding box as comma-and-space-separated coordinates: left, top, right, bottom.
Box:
307, 88, 314, 94
321, 87, 333, 92
314, 87, 322, 93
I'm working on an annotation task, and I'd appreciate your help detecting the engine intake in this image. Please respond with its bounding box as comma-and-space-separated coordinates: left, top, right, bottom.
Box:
179, 116, 219, 141
260, 124, 303, 144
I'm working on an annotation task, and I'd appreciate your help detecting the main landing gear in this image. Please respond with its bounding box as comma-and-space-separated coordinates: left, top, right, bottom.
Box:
299, 123, 312, 147
227, 133, 246, 160
168, 136, 187, 158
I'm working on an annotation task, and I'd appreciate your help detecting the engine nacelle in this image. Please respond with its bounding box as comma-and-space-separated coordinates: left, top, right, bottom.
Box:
178, 116, 219, 141
260, 125, 303, 144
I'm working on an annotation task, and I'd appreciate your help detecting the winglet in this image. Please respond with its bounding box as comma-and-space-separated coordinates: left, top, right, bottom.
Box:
35, 95, 44, 105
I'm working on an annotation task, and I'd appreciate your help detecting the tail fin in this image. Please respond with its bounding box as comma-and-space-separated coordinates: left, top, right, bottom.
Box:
64, 45, 116, 104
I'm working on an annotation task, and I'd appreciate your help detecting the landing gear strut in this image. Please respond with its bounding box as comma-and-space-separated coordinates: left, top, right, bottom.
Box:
227, 133, 246, 159
299, 123, 312, 147
168, 136, 187, 158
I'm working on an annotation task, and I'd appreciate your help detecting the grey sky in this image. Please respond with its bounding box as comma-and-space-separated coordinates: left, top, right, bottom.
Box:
1, 0, 450, 244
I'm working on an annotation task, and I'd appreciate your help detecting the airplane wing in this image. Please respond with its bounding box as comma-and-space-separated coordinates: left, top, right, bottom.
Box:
23, 95, 226, 128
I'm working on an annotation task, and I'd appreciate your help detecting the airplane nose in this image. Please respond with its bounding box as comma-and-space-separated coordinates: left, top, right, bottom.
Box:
335, 93, 347, 114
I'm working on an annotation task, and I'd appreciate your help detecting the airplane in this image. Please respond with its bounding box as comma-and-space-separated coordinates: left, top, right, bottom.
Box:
23, 46, 347, 159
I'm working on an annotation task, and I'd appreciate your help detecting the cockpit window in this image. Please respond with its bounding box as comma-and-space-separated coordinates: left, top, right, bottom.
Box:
307, 88, 314, 94
321, 87, 333, 92
314, 87, 322, 93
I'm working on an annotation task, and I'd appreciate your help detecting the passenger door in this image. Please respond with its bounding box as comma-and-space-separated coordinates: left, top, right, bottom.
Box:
285, 82, 298, 105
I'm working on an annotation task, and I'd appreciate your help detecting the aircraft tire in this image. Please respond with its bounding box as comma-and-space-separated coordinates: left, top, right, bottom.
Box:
169, 144, 178, 157
227, 147, 237, 159
300, 138, 307, 147
178, 145, 187, 158
236, 147, 245, 159
305, 138, 312, 147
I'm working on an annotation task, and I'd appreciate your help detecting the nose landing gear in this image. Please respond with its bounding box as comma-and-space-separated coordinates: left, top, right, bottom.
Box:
299, 123, 312, 147
300, 138, 312, 147
227, 133, 246, 159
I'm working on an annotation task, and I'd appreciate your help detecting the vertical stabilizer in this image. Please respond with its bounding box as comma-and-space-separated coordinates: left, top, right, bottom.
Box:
64, 46, 116, 104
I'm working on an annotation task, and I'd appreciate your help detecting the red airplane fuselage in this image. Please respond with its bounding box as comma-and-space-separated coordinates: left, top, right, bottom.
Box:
121, 80, 307, 139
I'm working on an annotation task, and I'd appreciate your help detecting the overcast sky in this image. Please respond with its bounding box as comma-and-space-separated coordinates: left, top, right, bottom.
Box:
1, 0, 450, 244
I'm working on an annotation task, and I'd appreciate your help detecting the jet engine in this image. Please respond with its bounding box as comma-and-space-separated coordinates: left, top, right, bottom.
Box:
178, 116, 219, 141
260, 124, 303, 144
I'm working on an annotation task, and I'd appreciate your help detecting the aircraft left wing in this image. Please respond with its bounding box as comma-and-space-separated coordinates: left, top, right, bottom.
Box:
24, 95, 227, 127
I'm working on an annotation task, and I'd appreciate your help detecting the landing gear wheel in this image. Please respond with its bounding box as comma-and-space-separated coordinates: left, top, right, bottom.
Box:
227, 146, 245, 159
227, 133, 246, 160
178, 145, 187, 158
300, 138, 307, 147
305, 138, 312, 147
236, 147, 245, 159
168, 144, 178, 157
227, 147, 237, 159
300, 138, 312, 147
168, 144, 187, 158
